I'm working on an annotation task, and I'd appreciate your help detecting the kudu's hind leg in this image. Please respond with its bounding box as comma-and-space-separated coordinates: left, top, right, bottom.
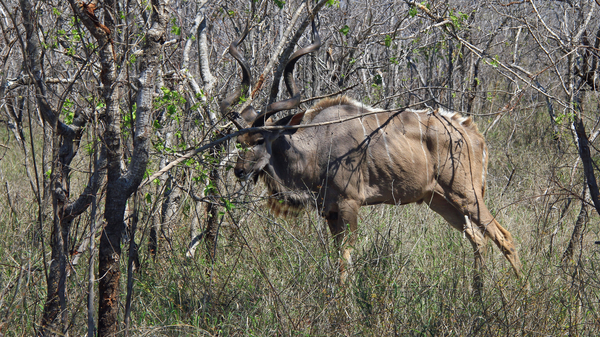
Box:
325, 200, 359, 283
427, 193, 488, 294
443, 189, 523, 278
469, 202, 523, 278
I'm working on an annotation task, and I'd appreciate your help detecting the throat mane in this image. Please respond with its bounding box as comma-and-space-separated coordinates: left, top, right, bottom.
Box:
259, 172, 310, 218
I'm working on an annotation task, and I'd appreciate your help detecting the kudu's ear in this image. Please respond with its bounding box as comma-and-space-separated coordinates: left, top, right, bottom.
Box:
240, 106, 259, 125
287, 111, 305, 126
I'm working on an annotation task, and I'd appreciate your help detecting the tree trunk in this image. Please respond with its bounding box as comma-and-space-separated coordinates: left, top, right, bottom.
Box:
65, 0, 171, 334
573, 116, 600, 217
19, 1, 104, 334
204, 153, 220, 262
563, 185, 588, 262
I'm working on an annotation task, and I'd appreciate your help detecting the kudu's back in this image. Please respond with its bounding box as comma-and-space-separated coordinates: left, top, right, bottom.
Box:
292, 100, 487, 211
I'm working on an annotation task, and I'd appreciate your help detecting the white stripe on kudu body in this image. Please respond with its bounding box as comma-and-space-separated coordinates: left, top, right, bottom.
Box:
413, 111, 430, 185
374, 113, 393, 163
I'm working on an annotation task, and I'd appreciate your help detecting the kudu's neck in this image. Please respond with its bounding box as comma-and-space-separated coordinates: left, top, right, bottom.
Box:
260, 132, 315, 215
266, 133, 306, 186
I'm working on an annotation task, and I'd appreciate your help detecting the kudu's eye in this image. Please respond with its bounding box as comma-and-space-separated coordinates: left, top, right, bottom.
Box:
256, 138, 265, 145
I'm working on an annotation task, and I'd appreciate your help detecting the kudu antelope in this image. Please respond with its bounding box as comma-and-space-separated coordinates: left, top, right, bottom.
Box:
221, 21, 522, 291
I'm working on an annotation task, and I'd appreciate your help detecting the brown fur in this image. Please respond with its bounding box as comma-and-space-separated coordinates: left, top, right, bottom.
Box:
235, 97, 522, 291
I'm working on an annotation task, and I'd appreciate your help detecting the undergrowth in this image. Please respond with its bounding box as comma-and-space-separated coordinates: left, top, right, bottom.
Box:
1, 107, 600, 336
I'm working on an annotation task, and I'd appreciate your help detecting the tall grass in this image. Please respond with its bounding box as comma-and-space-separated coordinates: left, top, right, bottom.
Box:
1, 105, 600, 336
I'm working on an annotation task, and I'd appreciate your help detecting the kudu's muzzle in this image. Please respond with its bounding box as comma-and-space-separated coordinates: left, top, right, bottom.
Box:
234, 167, 245, 179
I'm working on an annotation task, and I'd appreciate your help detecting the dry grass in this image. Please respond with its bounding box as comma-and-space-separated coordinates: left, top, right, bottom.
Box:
2, 107, 600, 336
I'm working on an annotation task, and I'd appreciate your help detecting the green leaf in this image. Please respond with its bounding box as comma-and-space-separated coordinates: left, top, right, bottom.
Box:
145, 193, 152, 204
339, 25, 350, 36
409, 6, 418, 17
123, 109, 136, 129
221, 197, 235, 211
488, 55, 499, 68
204, 181, 217, 195
384, 35, 392, 48
273, 0, 285, 9
449, 10, 469, 29
64, 110, 74, 125
153, 139, 165, 152
62, 98, 75, 125
84, 142, 95, 155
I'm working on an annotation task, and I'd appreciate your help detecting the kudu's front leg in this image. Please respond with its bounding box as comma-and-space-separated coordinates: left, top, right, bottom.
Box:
326, 200, 359, 283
